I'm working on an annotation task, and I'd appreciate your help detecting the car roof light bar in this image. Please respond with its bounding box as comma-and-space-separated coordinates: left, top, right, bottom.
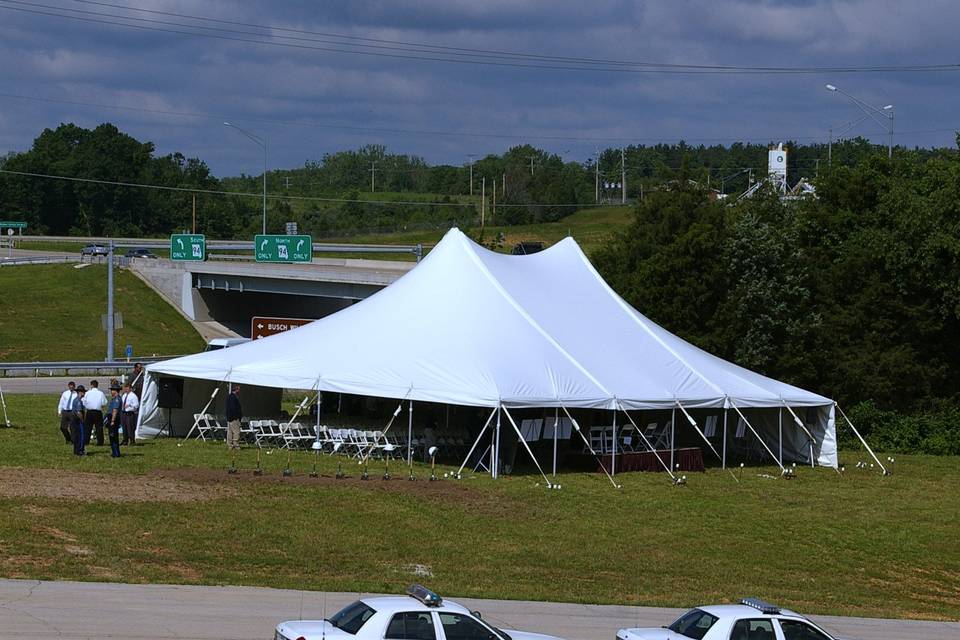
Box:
740, 598, 780, 615
407, 584, 443, 607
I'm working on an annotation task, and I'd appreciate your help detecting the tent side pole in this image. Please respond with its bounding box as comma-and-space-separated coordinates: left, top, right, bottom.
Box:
611, 408, 617, 477
492, 406, 501, 479
456, 407, 497, 478
722, 407, 728, 469
731, 401, 785, 473
836, 403, 888, 475
407, 400, 414, 467
676, 400, 724, 462
616, 402, 675, 480
552, 408, 558, 477
778, 407, 783, 466
501, 405, 552, 486
670, 407, 676, 473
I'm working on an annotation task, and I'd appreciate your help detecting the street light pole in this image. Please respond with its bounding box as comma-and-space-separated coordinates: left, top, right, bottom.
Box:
825, 84, 894, 159
224, 122, 267, 233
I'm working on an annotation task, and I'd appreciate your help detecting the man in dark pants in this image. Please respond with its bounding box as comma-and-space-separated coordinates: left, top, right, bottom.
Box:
120, 383, 140, 445
57, 381, 77, 444
83, 379, 106, 446
70, 385, 87, 456
106, 384, 123, 458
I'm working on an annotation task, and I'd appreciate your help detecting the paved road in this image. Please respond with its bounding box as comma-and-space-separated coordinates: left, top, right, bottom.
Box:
0, 376, 76, 394
0, 579, 957, 640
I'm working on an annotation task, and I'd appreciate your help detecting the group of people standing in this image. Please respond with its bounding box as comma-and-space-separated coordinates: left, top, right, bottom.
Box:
57, 363, 144, 457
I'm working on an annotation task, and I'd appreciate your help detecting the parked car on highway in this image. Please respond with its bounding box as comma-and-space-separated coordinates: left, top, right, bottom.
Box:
124, 248, 158, 259
80, 244, 109, 256
617, 598, 839, 640
275, 584, 566, 640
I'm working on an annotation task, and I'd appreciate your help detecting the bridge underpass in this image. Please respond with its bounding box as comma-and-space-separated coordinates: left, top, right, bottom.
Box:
131, 257, 413, 339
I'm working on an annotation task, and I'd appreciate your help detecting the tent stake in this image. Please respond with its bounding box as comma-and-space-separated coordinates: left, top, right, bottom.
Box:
455, 407, 498, 479
501, 405, 553, 487
836, 403, 888, 475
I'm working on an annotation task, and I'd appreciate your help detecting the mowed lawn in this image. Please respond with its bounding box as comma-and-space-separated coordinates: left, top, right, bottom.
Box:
0, 395, 957, 620
0, 263, 204, 360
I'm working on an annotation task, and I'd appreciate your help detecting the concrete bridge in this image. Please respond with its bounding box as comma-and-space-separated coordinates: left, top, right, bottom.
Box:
131, 257, 414, 338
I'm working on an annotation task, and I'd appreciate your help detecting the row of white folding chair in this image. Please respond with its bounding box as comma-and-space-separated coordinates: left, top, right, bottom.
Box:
249, 420, 284, 448
280, 422, 315, 448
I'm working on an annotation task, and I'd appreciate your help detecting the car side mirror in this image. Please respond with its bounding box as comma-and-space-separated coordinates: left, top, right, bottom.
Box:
471, 610, 483, 619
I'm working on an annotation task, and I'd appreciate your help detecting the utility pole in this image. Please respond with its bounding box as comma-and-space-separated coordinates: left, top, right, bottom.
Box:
815, 158, 820, 179
192, 193, 196, 234
480, 177, 486, 229
502, 172, 505, 197
370, 161, 377, 192
621, 147, 626, 204
529, 155, 535, 175
468, 155, 475, 196
106, 240, 114, 361
492, 178, 496, 222
828, 126, 833, 167
594, 149, 600, 204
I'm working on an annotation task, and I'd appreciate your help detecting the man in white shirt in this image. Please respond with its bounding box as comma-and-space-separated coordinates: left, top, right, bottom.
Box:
57, 381, 77, 444
120, 383, 140, 445
83, 379, 107, 446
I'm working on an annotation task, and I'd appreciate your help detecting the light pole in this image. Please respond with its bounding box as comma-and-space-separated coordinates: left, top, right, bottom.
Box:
224, 122, 267, 233
825, 84, 894, 159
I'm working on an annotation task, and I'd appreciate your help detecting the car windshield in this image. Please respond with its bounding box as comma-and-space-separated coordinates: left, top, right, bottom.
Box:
667, 609, 719, 640
326, 601, 376, 635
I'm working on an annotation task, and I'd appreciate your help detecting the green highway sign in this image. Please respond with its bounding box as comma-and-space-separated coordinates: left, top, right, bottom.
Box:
254, 234, 312, 263
0, 221, 27, 229
170, 234, 206, 261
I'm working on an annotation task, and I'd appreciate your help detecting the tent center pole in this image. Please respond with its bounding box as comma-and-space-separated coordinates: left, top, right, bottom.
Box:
492, 406, 501, 479
778, 407, 783, 466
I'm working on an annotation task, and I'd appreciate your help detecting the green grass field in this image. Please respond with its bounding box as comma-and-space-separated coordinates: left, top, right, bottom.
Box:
0, 264, 204, 360
0, 394, 956, 620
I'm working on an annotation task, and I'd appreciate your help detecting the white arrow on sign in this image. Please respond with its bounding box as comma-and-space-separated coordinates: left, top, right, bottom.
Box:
257, 324, 264, 329
260, 239, 268, 251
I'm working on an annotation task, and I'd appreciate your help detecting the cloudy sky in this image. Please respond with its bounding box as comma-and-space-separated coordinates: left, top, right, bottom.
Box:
0, 0, 958, 177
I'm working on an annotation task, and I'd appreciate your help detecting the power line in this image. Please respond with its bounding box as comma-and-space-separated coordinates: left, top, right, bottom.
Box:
2, 0, 958, 75
0, 168, 615, 209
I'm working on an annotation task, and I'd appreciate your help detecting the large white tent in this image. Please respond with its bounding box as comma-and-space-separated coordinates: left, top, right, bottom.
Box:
139, 228, 837, 468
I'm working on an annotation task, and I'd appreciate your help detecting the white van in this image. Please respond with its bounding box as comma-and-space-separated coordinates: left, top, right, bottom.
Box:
204, 337, 252, 352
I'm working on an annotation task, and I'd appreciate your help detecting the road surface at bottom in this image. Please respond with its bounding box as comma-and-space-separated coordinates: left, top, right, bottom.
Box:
0, 579, 957, 640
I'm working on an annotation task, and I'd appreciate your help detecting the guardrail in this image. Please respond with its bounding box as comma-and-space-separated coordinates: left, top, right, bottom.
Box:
0, 255, 82, 267
0, 356, 179, 378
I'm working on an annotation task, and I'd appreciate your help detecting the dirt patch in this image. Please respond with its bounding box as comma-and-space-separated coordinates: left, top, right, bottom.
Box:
154, 467, 518, 514
0, 468, 238, 503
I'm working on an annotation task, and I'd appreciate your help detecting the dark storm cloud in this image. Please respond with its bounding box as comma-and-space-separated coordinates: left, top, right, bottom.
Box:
0, 0, 958, 176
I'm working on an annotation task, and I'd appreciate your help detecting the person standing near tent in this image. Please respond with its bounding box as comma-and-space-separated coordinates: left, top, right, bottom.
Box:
70, 385, 87, 456
120, 383, 139, 445
57, 381, 77, 444
225, 385, 242, 450
128, 363, 144, 398
83, 379, 106, 447
106, 383, 123, 458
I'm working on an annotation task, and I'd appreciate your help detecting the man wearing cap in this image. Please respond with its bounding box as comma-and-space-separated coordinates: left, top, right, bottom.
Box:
57, 381, 77, 444
70, 385, 87, 456
83, 380, 107, 447
106, 383, 123, 458
120, 383, 140, 445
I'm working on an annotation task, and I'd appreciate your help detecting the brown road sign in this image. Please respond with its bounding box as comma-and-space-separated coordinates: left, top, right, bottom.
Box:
251, 316, 313, 340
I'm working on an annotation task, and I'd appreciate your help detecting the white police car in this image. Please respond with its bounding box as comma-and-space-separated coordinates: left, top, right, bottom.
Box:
275, 585, 565, 640
617, 598, 840, 640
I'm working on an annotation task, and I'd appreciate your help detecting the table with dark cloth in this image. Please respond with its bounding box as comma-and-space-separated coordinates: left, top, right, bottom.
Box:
596, 447, 705, 473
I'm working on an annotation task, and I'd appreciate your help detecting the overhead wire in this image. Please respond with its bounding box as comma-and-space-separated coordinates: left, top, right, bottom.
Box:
1, 0, 958, 74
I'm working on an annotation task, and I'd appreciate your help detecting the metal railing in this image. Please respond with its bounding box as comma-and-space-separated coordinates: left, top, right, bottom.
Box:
0, 255, 82, 267
0, 356, 178, 378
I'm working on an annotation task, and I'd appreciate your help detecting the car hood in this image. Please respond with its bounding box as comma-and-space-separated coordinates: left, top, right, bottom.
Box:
276, 619, 351, 639
618, 628, 689, 640
503, 630, 566, 640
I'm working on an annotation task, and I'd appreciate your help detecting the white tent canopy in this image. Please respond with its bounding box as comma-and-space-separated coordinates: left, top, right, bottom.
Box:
139, 228, 836, 467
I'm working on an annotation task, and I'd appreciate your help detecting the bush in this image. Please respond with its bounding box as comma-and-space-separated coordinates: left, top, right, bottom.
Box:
842, 401, 960, 455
